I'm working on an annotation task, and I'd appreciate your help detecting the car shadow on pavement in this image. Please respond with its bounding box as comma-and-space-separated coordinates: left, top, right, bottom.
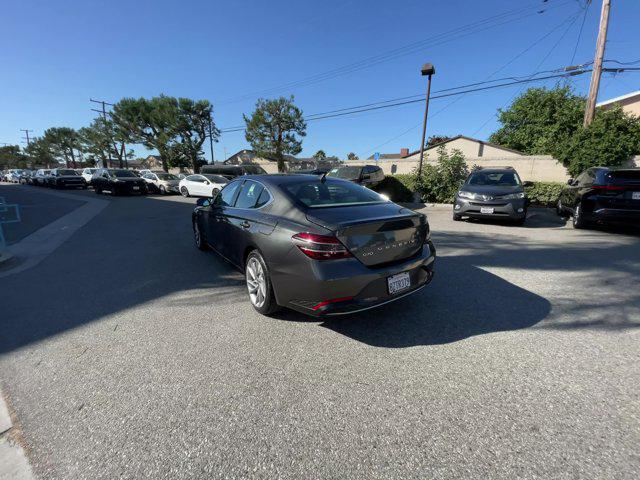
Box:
320, 256, 551, 347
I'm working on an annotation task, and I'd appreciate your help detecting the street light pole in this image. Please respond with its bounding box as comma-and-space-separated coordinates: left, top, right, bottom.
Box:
417, 63, 436, 178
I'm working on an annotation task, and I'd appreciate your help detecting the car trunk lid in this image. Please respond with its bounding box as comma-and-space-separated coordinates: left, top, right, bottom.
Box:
305, 204, 426, 266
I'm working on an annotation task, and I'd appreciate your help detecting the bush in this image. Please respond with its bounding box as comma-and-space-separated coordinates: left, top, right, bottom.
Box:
524, 181, 564, 207
553, 106, 640, 176
372, 175, 415, 202
416, 147, 469, 203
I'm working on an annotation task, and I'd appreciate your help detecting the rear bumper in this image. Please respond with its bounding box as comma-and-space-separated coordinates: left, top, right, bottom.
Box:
454, 197, 526, 220
586, 207, 640, 224
272, 241, 436, 317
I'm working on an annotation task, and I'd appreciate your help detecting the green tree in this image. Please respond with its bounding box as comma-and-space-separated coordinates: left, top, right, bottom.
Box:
25, 138, 56, 168
0, 145, 28, 170
112, 96, 178, 172
347, 152, 358, 160
417, 147, 468, 203
173, 98, 219, 173
426, 135, 453, 147
79, 118, 112, 167
313, 150, 327, 160
555, 106, 640, 176
244, 96, 306, 172
489, 85, 584, 154
43, 127, 82, 168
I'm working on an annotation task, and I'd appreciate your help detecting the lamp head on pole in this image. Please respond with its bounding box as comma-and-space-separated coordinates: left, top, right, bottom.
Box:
421, 63, 436, 76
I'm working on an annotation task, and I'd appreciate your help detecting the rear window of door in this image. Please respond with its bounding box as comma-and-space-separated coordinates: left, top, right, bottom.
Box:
216, 180, 242, 206
234, 180, 265, 209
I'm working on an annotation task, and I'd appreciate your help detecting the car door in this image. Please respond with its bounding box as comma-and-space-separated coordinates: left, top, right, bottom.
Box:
222, 180, 278, 267
205, 179, 243, 255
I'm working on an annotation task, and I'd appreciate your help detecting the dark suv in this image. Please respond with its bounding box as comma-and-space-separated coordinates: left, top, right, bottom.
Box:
326, 165, 384, 187
200, 164, 267, 179
557, 167, 640, 229
453, 167, 531, 224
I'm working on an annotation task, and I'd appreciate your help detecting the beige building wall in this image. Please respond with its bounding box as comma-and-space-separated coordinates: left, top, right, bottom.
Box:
405, 137, 522, 161
348, 156, 570, 182
599, 96, 640, 117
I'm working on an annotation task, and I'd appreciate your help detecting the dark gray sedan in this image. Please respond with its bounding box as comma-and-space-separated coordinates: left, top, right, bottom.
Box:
192, 174, 436, 317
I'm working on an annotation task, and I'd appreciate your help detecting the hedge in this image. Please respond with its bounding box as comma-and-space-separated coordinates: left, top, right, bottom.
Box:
523, 181, 565, 207
374, 174, 565, 207
371, 175, 416, 202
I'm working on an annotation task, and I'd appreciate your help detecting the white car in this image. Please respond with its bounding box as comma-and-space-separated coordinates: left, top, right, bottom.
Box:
81, 168, 98, 184
141, 172, 180, 194
178, 174, 228, 198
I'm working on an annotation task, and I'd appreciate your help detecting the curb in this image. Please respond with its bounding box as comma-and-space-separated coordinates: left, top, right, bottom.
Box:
0, 392, 35, 480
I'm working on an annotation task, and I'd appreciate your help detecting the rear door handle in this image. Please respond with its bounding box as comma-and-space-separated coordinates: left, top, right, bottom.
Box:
240, 221, 250, 229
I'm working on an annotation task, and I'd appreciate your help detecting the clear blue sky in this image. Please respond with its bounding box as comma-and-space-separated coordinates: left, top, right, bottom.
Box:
1, 0, 638, 161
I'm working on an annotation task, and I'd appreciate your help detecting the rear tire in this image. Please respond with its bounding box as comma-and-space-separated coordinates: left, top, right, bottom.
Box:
572, 202, 590, 229
193, 219, 208, 251
181, 187, 190, 197
557, 200, 570, 218
94, 187, 102, 195
245, 250, 279, 316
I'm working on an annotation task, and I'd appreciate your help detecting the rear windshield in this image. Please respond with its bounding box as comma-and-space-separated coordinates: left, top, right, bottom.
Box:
109, 170, 137, 178
283, 179, 386, 208
327, 166, 361, 180
57, 169, 78, 175
242, 165, 267, 175
605, 170, 640, 183
467, 171, 521, 186
157, 173, 177, 180
203, 174, 228, 183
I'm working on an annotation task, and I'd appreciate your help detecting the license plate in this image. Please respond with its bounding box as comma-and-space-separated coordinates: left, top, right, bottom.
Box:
480, 207, 494, 214
388, 272, 411, 295
633, 192, 640, 200
133, 186, 140, 191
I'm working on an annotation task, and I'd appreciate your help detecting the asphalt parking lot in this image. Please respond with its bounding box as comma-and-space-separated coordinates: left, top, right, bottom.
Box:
1, 183, 639, 479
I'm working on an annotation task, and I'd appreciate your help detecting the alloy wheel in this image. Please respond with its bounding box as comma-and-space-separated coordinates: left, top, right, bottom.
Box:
181, 187, 189, 197
246, 257, 267, 308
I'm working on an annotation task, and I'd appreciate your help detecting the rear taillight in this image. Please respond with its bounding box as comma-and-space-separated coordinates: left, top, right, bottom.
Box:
291, 232, 352, 260
592, 185, 624, 191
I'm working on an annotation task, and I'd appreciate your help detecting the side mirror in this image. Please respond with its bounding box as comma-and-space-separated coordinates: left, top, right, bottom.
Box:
567, 178, 574, 186
204, 180, 210, 185
196, 198, 211, 207
523, 181, 534, 188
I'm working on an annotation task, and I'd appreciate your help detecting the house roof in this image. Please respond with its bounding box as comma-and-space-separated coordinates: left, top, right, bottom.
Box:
366, 153, 403, 160
597, 90, 640, 107
407, 135, 525, 157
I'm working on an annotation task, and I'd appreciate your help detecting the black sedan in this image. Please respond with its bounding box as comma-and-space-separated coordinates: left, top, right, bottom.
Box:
557, 167, 640, 228
46, 168, 87, 189
91, 168, 148, 195
192, 174, 436, 317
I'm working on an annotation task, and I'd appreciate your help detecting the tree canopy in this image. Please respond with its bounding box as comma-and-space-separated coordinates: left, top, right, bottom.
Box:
489, 85, 640, 176
244, 96, 306, 172
43, 127, 81, 168
347, 152, 359, 160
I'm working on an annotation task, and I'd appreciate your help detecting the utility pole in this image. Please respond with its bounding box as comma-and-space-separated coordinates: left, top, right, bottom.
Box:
20, 129, 33, 146
90, 98, 116, 167
583, 0, 611, 126
208, 118, 216, 164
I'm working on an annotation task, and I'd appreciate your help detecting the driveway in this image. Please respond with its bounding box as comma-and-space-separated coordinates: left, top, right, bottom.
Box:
0, 186, 638, 479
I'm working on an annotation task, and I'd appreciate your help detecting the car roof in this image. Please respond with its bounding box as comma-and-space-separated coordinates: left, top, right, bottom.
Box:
238, 173, 348, 186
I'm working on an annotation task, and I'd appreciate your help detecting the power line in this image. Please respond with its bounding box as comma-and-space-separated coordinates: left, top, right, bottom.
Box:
359, 8, 585, 158
217, 0, 574, 105
220, 69, 602, 134
570, 0, 591, 64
